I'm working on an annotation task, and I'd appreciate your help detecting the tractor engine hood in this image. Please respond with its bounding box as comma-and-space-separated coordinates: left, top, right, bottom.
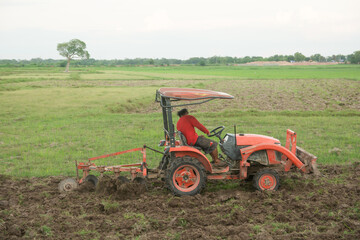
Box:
221, 133, 280, 161
234, 134, 280, 146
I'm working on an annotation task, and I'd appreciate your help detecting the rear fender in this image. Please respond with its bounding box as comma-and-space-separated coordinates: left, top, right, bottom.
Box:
170, 146, 212, 172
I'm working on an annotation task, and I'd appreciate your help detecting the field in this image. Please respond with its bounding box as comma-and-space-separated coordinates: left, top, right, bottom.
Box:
1, 65, 360, 239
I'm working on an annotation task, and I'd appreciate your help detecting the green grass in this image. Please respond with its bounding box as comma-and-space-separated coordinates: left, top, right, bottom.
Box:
75, 229, 100, 239
271, 222, 296, 233
116, 65, 360, 80
2, 65, 360, 81
101, 200, 120, 212
0, 65, 359, 177
40, 225, 52, 237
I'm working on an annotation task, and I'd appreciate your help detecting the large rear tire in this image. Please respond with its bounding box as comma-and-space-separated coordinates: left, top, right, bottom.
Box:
166, 156, 206, 196
253, 168, 280, 191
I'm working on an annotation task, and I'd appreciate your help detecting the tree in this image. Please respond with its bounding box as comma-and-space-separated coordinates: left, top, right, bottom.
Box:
286, 55, 295, 62
310, 54, 325, 62
335, 54, 346, 62
294, 52, 305, 62
57, 39, 90, 72
349, 50, 360, 64
148, 59, 154, 65
198, 60, 206, 66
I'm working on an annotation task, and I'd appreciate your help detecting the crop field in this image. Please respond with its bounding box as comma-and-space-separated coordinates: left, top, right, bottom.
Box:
0, 65, 360, 239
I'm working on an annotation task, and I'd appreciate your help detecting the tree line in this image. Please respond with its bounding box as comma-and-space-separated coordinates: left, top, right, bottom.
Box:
1, 51, 359, 67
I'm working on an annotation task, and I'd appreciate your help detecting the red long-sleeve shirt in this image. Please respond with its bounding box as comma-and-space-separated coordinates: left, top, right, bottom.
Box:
176, 115, 210, 145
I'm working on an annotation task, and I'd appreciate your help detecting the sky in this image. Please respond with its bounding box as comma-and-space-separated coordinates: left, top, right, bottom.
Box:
0, 0, 359, 60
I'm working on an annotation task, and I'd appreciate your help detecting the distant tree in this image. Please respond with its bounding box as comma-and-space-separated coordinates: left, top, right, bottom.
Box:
159, 58, 169, 66
223, 56, 234, 64
335, 54, 346, 62
57, 39, 90, 72
148, 59, 155, 65
186, 57, 203, 65
310, 54, 326, 62
286, 55, 295, 62
208, 56, 218, 64
242, 56, 252, 63
251, 56, 264, 62
268, 54, 285, 61
349, 50, 360, 64
198, 60, 206, 66
294, 52, 306, 62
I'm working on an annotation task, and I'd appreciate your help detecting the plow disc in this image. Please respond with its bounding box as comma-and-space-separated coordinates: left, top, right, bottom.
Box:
58, 178, 79, 192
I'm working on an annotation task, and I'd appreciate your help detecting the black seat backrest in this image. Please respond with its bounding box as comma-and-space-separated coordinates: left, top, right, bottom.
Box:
177, 131, 203, 151
177, 131, 188, 146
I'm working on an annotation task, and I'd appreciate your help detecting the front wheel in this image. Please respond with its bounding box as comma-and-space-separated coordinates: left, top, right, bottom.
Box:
166, 156, 206, 196
253, 168, 280, 191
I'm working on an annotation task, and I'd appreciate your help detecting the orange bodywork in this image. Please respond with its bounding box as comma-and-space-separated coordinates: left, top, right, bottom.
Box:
236, 134, 280, 146
237, 129, 317, 179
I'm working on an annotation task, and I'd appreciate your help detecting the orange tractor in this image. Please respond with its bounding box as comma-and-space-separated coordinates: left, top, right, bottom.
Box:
59, 88, 319, 196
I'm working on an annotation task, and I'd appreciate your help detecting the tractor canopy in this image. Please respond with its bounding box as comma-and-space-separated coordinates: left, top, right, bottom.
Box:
157, 88, 234, 101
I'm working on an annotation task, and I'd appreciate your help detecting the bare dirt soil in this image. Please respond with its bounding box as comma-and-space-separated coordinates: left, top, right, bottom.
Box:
1, 163, 359, 240
211, 79, 360, 112
140, 79, 360, 114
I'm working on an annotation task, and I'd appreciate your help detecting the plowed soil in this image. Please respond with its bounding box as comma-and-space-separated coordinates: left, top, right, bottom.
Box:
1, 163, 360, 240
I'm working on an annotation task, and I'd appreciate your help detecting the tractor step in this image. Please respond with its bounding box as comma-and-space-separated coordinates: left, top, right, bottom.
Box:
211, 165, 230, 174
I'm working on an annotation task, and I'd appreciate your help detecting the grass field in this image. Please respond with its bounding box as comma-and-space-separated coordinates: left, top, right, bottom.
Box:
0, 65, 359, 177
117, 65, 360, 80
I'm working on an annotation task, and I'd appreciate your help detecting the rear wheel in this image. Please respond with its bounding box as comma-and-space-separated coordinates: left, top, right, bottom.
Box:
253, 168, 280, 191
166, 156, 206, 196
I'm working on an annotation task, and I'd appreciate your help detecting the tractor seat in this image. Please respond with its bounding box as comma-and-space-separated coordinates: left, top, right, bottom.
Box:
177, 131, 202, 151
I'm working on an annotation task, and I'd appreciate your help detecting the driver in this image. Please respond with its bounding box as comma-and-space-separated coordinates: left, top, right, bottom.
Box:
176, 108, 227, 167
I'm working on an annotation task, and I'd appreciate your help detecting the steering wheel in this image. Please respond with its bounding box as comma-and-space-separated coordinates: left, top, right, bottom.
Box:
208, 126, 225, 138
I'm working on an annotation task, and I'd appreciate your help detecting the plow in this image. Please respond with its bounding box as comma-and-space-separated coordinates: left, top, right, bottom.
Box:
59, 88, 319, 196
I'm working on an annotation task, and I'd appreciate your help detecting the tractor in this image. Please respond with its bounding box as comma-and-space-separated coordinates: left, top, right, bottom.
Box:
59, 88, 319, 196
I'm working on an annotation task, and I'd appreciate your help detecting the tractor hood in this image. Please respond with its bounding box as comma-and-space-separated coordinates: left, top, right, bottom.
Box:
228, 134, 280, 146
220, 133, 280, 161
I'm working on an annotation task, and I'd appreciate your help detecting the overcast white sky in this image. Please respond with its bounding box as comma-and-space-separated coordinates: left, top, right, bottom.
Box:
0, 0, 359, 59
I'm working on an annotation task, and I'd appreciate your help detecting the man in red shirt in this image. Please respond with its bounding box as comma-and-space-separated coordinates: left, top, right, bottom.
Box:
176, 108, 227, 167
